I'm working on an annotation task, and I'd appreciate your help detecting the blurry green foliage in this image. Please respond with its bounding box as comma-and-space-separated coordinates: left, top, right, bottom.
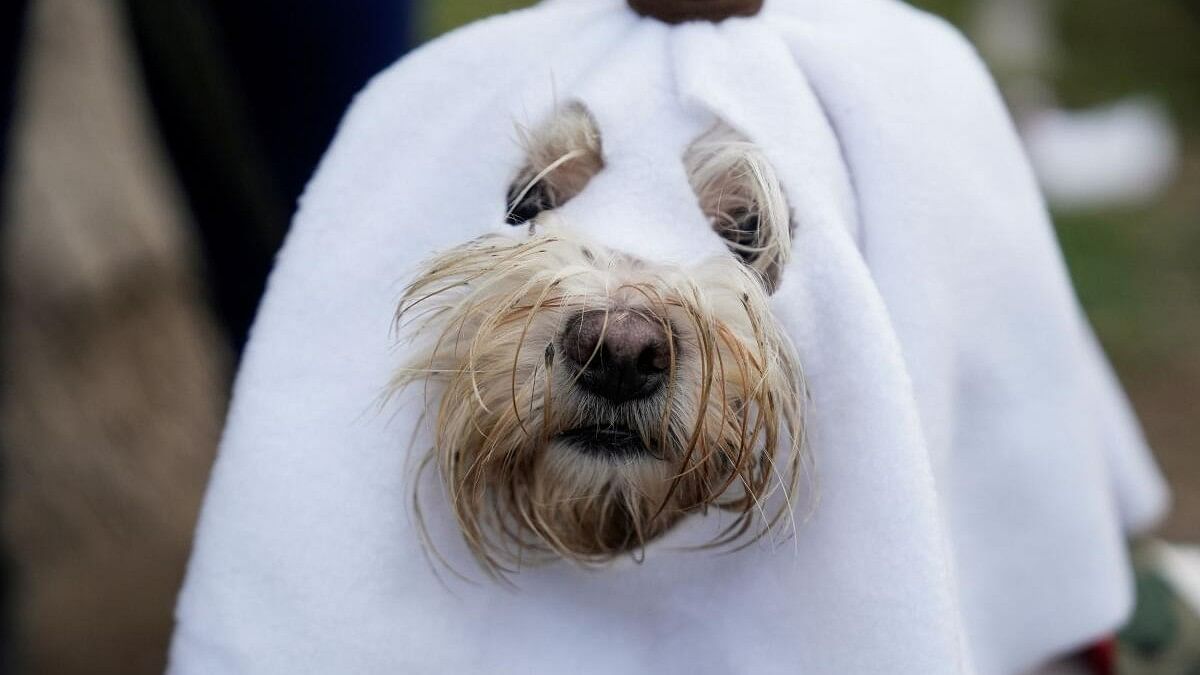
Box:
422, 0, 974, 39
909, 0, 970, 24
1057, 0, 1200, 134
1056, 204, 1200, 364
422, 0, 532, 39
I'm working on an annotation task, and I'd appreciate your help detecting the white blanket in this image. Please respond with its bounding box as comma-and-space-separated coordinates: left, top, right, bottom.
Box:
170, 1, 1169, 673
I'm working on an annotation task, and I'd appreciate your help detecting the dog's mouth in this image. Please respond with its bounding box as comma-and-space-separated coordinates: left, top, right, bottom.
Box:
555, 425, 655, 460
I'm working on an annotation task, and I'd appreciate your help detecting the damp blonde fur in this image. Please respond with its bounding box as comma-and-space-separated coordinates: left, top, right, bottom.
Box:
390, 107, 807, 579
392, 227, 805, 578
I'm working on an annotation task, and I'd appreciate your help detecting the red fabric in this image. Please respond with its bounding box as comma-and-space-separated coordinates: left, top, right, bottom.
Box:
1084, 638, 1117, 675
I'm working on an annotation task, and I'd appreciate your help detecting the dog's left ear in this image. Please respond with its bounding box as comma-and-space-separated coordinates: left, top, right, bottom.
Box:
506, 104, 604, 226
685, 124, 794, 294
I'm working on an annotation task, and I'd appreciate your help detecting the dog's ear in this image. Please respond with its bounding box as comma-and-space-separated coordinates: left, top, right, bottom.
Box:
507, 104, 604, 226
685, 124, 794, 293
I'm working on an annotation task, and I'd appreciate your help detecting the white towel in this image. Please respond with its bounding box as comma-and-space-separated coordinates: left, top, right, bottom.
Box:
169, 1, 1170, 673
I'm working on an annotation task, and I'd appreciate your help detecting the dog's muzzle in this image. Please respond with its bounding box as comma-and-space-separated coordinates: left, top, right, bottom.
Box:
560, 309, 672, 404
555, 425, 650, 459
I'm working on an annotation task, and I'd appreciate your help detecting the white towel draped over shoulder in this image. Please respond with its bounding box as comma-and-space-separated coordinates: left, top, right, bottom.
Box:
169, 0, 1169, 673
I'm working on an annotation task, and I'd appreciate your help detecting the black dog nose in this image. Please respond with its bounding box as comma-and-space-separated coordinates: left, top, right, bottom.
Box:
561, 309, 671, 403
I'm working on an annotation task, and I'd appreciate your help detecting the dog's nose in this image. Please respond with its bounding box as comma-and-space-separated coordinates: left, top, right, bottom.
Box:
561, 309, 671, 403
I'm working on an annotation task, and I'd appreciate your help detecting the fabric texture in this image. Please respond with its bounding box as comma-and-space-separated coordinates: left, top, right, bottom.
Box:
169, 1, 1170, 673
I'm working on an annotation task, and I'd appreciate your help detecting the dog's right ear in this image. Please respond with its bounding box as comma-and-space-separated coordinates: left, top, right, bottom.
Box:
507, 104, 604, 226
685, 123, 794, 294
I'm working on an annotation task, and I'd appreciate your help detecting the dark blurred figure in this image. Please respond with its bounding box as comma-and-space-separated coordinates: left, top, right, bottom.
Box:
124, 0, 413, 350
0, 1, 410, 673
1, 2, 30, 671
1, 2, 27, 165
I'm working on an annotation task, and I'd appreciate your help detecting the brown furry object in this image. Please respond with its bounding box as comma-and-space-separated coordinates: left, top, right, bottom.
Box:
627, 0, 765, 24
1, 0, 227, 672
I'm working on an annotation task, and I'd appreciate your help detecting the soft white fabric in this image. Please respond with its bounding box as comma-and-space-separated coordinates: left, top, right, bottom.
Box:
169, 1, 1170, 673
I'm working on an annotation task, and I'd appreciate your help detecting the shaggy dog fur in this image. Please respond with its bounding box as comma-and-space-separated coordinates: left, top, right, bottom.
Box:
392, 105, 807, 578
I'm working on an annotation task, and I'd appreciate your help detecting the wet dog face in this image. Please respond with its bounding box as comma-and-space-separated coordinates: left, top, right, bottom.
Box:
393, 105, 805, 577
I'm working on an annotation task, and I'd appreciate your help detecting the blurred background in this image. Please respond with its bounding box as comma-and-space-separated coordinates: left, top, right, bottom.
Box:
0, 0, 1195, 673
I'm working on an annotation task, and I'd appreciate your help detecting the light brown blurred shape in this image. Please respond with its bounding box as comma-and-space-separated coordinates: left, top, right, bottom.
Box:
0, 0, 228, 672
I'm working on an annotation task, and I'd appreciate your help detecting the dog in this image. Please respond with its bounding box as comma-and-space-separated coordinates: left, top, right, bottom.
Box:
392, 103, 807, 577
